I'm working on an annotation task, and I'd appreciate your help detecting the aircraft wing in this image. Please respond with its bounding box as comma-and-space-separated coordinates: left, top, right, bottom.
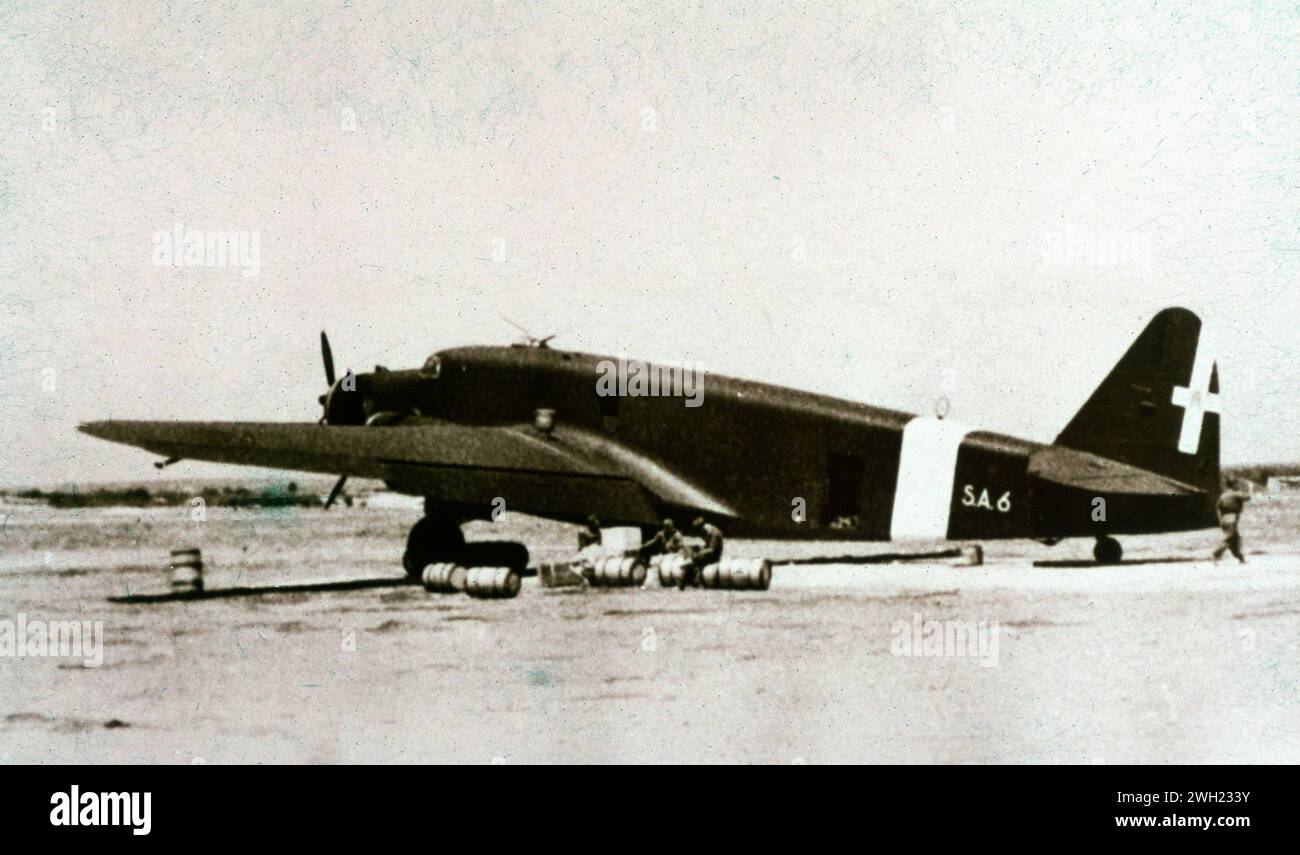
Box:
78, 419, 736, 525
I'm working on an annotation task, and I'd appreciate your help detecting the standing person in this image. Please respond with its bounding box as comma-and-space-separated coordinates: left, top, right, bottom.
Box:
1213, 481, 1250, 564
680, 516, 725, 590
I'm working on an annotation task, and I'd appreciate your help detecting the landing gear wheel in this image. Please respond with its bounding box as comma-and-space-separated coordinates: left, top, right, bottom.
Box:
403, 515, 465, 579
1093, 536, 1122, 565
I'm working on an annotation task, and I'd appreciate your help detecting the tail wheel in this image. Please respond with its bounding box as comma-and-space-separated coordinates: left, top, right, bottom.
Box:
1093, 536, 1123, 565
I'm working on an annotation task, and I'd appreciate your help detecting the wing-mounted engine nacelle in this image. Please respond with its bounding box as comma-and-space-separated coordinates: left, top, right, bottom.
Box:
321, 368, 435, 426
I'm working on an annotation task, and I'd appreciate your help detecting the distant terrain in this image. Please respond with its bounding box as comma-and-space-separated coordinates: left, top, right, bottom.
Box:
0, 476, 385, 510
1224, 463, 1300, 485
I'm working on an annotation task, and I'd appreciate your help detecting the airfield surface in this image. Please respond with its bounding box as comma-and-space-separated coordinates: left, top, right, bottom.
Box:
2, 499, 1299, 763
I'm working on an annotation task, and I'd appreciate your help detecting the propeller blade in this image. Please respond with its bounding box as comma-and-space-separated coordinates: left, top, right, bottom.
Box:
324, 474, 348, 510
320, 332, 336, 388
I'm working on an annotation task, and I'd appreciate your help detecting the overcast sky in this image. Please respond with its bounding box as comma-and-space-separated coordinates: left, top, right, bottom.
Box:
1, 1, 1296, 487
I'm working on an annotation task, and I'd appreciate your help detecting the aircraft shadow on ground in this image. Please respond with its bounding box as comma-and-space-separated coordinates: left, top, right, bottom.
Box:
1031, 557, 1202, 568
109, 577, 417, 604
783, 548, 963, 565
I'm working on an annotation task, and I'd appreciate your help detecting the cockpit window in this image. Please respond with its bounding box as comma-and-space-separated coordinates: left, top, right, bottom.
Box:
421, 355, 441, 377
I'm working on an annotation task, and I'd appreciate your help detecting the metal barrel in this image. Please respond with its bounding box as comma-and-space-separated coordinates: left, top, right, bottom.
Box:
590, 556, 646, 588
421, 562, 468, 593
656, 554, 690, 588
168, 547, 204, 592
699, 558, 772, 591
465, 566, 521, 599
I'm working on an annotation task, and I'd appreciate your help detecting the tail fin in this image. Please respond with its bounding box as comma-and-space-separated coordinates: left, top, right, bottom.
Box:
1055, 307, 1220, 495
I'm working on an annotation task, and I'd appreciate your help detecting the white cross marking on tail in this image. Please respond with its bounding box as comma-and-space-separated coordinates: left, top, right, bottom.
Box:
1170, 340, 1220, 455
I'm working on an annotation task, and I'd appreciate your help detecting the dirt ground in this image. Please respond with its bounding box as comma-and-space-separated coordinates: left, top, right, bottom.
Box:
2, 497, 1298, 763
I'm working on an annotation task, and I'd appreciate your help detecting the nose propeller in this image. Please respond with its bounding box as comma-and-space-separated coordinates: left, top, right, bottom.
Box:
318, 330, 347, 509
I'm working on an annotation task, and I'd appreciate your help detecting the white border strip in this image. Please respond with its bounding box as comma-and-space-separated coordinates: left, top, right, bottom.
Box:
889, 416, 970, 540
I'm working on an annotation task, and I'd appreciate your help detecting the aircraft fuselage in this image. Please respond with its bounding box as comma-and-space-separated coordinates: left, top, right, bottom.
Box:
353, 344, 1217, 541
